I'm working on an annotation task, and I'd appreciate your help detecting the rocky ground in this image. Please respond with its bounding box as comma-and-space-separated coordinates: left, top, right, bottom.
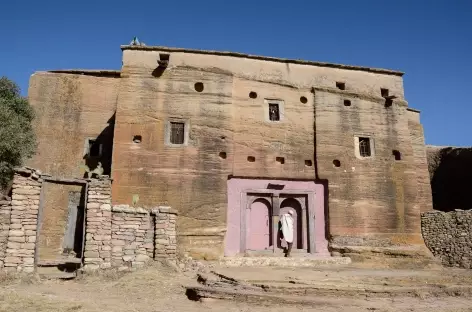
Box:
1, 262, 472, 312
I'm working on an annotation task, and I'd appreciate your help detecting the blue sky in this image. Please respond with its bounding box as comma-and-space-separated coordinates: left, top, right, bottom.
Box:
2, 0, 471, 146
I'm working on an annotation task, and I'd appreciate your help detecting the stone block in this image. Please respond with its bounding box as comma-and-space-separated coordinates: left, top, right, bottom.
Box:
135, 254, 150, 262
7, 242, 21, 249
8, 230, 25, 237
111, 239, 126, 246
21, 243, 35, 250
4, 256, 22, 264
8, 236, 25, 243
100, 204, 111, 211
122, 255, 135, 262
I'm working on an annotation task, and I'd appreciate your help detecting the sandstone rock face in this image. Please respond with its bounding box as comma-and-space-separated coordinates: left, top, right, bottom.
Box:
27, 71, 119, 178
27, 45, 433, 259
422, 210, 472, 268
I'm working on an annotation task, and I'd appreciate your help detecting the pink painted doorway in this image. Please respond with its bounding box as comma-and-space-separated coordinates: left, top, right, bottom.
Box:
279, 198, 303, 249
247, 199, 272, 250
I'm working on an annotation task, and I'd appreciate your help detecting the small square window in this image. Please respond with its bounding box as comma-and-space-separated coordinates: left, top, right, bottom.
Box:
269, 103, 280, 121
170, 122, 185, 145
381, 88, 389, 97
358, 137, 371, 157
88, 139, 102, 158
336, 82, 346, 90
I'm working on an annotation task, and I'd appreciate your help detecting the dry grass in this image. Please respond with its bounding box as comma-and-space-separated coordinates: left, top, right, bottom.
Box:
0, 265, 471, 312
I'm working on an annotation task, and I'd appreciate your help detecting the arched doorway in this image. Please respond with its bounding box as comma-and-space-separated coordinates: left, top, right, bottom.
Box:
248, 198, 272, 250
279, 198, 303, 249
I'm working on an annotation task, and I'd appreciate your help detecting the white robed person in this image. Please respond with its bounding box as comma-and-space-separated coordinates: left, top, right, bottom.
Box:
279, 210, 294, 257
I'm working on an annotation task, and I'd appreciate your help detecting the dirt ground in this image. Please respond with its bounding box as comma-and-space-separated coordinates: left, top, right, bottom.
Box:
1, 263, 472, 312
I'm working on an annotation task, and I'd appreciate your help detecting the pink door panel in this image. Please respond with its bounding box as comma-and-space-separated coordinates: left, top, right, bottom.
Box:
248, 199, 271, 250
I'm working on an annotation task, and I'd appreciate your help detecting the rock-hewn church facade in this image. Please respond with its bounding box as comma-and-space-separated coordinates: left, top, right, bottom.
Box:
27, 43, 433, 260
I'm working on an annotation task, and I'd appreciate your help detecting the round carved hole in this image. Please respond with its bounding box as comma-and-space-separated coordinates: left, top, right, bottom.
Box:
194, 82, 204, 92
344, 100, 351, 106
249, 91, 257, 99
247, 156, 256, 162
333, 159, 341, 167
220, 136, 226, 140
300, 96, 308, 104
305, 160, 313, 166
219, 152, 227, 159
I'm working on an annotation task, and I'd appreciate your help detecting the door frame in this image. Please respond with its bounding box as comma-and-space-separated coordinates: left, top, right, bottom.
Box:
240, 189, 316, 254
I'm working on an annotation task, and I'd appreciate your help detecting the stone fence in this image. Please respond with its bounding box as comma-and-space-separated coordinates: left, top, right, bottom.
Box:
422, 210, 472, 269
0, 168, 178, 273
84, 179, 177, 271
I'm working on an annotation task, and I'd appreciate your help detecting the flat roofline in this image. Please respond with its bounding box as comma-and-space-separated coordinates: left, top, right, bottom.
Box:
406, 107, 421, 113
121, 45, 404, 76
46, 69, 121, 77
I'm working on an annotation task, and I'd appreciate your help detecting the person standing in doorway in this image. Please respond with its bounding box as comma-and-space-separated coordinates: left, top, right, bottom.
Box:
280, 210, 294, 257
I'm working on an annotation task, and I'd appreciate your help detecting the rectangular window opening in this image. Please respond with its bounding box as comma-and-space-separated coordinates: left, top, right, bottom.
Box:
358, 137, 371, 157
170, 122, 185, 145
269, 103, 280, 121
336, 82, 346, 90
159, 53, 170, 61
88, 139, 102, 158
381, 88, 389, 97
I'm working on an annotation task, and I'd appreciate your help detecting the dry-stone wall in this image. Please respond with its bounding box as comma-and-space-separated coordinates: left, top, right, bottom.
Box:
3, 168, 41, 272
152, 207, 177, 261
0, 171, 178, 273
84, 179, 177, 271
422, 210, 472, 268
0, 198, 11, 268
110, 205, 154, 269
84, 178, 113, 270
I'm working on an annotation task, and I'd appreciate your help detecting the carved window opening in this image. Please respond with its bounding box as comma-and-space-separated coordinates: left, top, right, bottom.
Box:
393, 150, 402, 160
344, 99, 351, 106
381, 88, 389, 97
269, 103, 280, 121
305, 160, 313, 166
276, 157, 285, 164
158, 53, 170, 67
247, 156, 256, 162
358, 137, 371, 157
133, 135, 142, 143
88, 139, 102, 158
336, 82, 346, 90
170, 122, 185, 145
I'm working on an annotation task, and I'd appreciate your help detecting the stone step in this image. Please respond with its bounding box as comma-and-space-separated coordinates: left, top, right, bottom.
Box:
243, 249, 315, 258
37, 258, 82, 266
219, 256, 351, 267
36, 266, 77, 280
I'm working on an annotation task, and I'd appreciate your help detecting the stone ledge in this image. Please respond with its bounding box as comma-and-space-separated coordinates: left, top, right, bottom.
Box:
112, 205, 148, 214
151, 206, 178, 215
219, 256, 351, 267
